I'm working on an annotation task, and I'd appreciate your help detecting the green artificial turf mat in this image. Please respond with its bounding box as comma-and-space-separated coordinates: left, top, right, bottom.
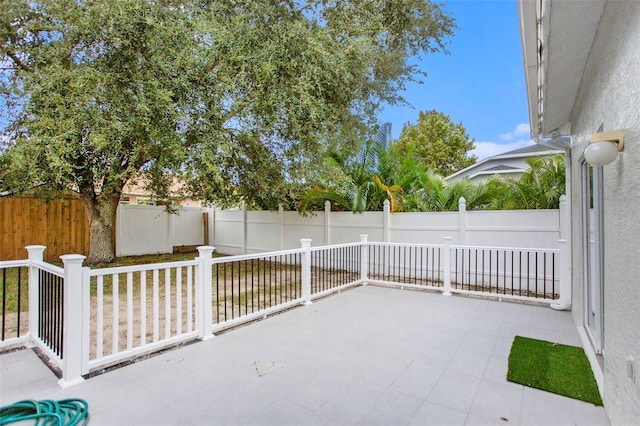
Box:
507, 336, 602, 406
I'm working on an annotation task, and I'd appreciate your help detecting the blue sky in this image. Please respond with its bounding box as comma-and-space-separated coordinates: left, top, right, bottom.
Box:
379, 0, 534, 160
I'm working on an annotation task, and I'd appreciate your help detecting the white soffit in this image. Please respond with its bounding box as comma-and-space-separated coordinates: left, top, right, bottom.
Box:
541, 0, 606, 136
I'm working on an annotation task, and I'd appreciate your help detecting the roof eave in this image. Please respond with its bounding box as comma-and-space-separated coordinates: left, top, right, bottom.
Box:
519, 0, 541, 139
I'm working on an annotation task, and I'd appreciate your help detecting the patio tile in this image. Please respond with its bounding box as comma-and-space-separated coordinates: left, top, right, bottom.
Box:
520, 386, 574, 426
482, 354, 508, 384
526, 327, 582, 347
468, 380, 523, 425
460, 331, 499, 354
342, 351, 413, 388
415, 334, 462, 369
315, 377, 385, 425
426, 370, 481, 413
492, 334, 516, 357
446, 349, 491, 378
239, 398, 318, 426
571, 398, 610, 426
0, 285, 605, 425
390, 361, 444, 399
464, 414, 506, 425
356, 388, 423, 425
285, 370, 353, 411
409, 401, 467, 426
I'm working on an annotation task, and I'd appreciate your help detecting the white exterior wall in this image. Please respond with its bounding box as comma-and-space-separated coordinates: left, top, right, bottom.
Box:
569, 2, 640, 423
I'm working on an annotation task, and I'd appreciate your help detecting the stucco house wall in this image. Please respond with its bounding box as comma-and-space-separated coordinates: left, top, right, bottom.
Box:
568, 2, 640, 423
520, 1, 640, 423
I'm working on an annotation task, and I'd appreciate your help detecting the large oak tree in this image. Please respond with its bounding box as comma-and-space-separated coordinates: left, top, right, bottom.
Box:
1, 0, 455, 263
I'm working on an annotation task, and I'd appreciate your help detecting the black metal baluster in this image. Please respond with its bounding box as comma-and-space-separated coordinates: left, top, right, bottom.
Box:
543, 252, 547, 299
536, 252, 538, 296
552, 252, 556, 299
1, 269, 6, 341
17, 268, 22, 337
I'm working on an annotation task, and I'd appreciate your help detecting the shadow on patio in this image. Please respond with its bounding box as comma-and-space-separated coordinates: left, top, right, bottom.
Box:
1, 285, 608, 425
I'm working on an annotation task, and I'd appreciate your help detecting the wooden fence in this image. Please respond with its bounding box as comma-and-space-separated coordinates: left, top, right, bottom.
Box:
0, 197, 89, 261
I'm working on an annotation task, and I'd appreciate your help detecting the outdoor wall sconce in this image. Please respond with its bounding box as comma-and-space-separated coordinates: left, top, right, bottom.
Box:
584, 130, 624, 166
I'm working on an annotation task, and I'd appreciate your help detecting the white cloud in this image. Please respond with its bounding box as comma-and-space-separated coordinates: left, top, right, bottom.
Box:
499, 123, 531, 141
471, 138, 534, 161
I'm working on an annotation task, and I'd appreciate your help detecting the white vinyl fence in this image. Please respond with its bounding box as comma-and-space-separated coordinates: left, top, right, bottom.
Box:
114, 196, 568, 257
115, 205, 205, 256
210, 196, 568, 255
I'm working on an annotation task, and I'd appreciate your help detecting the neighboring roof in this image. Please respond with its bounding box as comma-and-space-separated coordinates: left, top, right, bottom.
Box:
446, 144, 562, 181
122, 174, 191, 197
482, 165, 521, 172
519, 0, 606, 139
494, 144, 553, 157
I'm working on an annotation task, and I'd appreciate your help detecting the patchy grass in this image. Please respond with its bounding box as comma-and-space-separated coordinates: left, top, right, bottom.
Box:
507, 336, 602, 405
91, 251, 211, 269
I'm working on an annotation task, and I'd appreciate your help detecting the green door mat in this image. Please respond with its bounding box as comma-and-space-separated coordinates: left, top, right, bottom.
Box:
507, 336, 603, 406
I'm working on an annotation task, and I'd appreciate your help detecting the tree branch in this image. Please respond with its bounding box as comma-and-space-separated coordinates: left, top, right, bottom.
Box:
4, 50, 33, 73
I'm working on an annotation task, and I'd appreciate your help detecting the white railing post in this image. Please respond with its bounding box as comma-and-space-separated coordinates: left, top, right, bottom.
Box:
196, 246, 215, 340
279, 204, 285, 250
360, 235, 368, 285
383, 199, 390, 242
443, 237, 452, 296
26, 245, 46, 343
551, 239, 571, 310
300, 239, 312, 305
242, 201, 247, 254
458, 197, 467, 245
59, 254, 86, 388
324, 201, 331, 245
81, 266, 91, 375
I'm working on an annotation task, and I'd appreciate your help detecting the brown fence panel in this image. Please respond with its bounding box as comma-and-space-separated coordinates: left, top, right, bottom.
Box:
0, 198, 89, 261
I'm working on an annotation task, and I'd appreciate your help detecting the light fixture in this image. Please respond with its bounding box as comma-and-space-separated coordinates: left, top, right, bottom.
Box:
584, 130, 624, 166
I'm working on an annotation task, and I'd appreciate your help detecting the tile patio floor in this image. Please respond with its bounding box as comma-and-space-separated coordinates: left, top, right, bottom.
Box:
1, 285, 609, 425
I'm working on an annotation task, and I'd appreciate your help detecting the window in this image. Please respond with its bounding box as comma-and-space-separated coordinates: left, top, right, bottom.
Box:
581, 160, 604, 354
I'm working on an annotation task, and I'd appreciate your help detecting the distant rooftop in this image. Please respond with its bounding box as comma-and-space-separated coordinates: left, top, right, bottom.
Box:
482, 164, 521, 172
492, 143, 561, 158
446, 144, 563, 182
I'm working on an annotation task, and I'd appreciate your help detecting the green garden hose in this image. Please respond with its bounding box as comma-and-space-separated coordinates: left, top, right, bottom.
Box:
0, 398, 89, 425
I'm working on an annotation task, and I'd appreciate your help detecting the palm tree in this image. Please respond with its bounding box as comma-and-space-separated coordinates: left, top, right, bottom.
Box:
404, 174, 492, 212
487, 155, 565, 210
300, 141, 430, 213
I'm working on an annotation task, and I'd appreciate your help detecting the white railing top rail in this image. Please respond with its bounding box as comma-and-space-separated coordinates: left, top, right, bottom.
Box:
310, 241, 364, 252
89, 259, 199, 276
33, 260, 64, 277
211, 247, 306, 264
0, 259, 29, 268
451, 244, 559, 253
367, 241, 444, 249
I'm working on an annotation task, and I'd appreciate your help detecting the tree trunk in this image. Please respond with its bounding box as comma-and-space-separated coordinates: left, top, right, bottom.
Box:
81, 192, 120, 265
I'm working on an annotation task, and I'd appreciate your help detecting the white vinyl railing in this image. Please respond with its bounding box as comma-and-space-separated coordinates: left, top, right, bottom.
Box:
2, 235, 569, 388
86, 259, 200, 372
